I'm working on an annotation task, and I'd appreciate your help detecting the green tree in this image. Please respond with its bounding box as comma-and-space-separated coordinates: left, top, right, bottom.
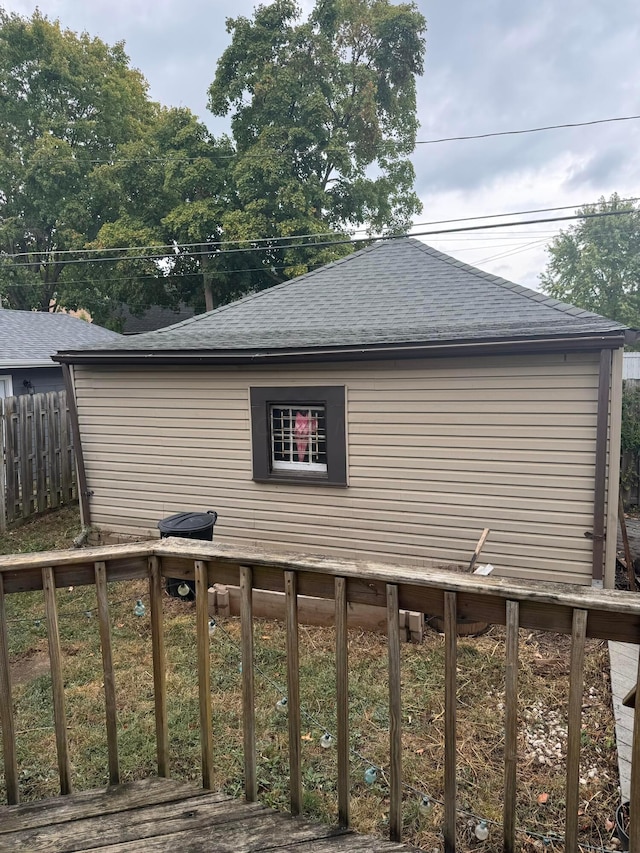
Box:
540, 194, 640, 327
208, 0, 426, 281
0, 10, 153, 311
61, 107, 265, 324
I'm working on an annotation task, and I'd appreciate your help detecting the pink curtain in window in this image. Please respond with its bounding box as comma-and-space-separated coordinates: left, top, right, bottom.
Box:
294, 410, 318, 462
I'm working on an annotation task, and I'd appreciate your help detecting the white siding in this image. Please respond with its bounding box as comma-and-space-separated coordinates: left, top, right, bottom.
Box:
73, 351, 603, 585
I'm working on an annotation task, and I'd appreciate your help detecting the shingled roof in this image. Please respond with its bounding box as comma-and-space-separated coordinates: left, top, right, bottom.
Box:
55, 239, 629, 362
0, 309, 123, 368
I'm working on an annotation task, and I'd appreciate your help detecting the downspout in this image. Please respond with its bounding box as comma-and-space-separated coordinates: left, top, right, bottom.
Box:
591, 349, 612, 588
62, 363, 92, 532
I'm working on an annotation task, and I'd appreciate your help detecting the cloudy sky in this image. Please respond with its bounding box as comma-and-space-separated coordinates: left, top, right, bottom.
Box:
3, 0, 640, 288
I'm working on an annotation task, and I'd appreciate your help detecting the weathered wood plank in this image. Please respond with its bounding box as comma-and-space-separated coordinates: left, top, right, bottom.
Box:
564, 608, 587, 851
1, 793, 267, 853
444, 591, 457, 853
42, 566, 72, 795
0, 779, 416, 852
4, 396, 18, 523
335, 576, 350, 828
0, 778, 210, 834
386, 583, 402, 843
153, 538, 640, 616
209, 583, 416, 641
149, 556, 169, 778
59, 391, 73, 503
0, 572, 19, 804
195, 560, 214, 789
34, 393, 47, 514
47, 392, 60, 509
71, 810, 351, 852
18, 393, 32, 518
0, 398, 5, 534
503, 600, 519, 853
285, 570, 303, 816
240, 565, 257, 802
94, 561, 119, 785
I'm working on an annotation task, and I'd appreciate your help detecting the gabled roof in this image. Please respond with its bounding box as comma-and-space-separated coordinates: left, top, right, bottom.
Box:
55, 239, 629, 364
0, 309, 123, 368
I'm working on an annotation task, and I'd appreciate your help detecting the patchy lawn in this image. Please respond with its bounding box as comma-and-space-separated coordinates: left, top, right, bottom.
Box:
0, 508, 623, 851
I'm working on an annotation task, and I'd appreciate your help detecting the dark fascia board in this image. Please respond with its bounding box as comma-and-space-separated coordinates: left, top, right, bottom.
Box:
53, 331, 628, 367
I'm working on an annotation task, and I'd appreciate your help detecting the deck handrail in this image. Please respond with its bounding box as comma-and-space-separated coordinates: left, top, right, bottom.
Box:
1, 537, 640, 852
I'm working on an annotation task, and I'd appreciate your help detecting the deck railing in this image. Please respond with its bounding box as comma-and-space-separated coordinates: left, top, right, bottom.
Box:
1, 538, 639, 852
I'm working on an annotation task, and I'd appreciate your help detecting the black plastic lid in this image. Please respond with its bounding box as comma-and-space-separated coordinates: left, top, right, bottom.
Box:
157, 510, 217, 534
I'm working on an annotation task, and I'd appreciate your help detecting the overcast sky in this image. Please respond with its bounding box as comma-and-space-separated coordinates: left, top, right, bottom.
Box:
3, 0, 640, 288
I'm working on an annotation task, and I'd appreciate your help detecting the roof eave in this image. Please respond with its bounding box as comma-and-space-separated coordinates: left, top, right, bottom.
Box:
0, 360, 58, 369
54, 330, 628, 367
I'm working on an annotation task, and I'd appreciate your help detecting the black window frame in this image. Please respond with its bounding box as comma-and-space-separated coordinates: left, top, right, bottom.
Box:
250, 386, 347, 486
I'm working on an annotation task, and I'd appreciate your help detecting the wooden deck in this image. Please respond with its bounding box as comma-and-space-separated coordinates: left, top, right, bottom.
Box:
0, 777, 416, 853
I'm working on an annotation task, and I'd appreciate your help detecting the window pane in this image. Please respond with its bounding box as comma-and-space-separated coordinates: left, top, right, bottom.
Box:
270, 405, 327, 471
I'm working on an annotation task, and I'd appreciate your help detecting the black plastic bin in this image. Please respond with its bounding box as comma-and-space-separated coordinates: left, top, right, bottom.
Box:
158, 510, 218, 600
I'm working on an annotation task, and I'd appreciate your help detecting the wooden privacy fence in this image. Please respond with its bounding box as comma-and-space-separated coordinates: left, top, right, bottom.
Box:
1, 538, 640, 852
0, 391, 76, 532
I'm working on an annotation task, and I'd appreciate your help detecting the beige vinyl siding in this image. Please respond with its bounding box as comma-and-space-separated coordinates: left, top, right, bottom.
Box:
73, 351, 602, 585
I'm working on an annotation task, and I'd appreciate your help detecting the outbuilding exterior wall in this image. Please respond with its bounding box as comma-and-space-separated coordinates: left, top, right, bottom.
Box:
72, 350, 615, 586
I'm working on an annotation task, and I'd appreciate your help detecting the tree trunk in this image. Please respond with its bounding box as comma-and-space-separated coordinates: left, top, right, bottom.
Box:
204, 276, 214, 312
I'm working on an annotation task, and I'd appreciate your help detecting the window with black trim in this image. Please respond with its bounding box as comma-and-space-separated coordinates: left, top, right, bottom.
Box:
250, 386, 347, 485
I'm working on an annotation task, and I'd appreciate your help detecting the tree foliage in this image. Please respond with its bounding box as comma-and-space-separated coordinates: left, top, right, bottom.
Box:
540, 194, 640, 328
0, 10, 153, 312
208, 0, 426, 279
1, 3, 428, 323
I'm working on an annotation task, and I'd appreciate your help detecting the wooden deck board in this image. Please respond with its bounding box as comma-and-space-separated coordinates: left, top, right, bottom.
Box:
0, 779, 416, 853
608, 640, 639, 803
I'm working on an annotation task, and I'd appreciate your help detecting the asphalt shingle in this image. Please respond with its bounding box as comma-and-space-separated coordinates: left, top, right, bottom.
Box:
0, 310, 123, 364
55, 239, 626, 355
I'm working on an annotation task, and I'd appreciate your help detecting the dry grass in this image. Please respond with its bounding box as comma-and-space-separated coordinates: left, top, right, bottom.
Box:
0, 508, 623, 852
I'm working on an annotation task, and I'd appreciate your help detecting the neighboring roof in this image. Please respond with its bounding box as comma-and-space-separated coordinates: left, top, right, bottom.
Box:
55, 239, 630, 364
0, 309, 123, 368
116, 303, 197, 335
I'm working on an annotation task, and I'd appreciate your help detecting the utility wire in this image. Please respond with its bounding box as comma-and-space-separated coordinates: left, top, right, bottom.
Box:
415, 113, 640, 145
48, 113, 640, 165
4, 197, 639, 263
3, 207, 637, 269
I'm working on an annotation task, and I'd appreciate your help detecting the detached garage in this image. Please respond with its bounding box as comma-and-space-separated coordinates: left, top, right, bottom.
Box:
56, 239, 631, 588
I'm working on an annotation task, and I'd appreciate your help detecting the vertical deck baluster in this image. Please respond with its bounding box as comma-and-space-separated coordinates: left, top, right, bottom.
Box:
335, 577, 350, 827
239, 565, 257, 801
629, 642, 640, 850
0, 573, 19, 804
564, 608, 587, 851
386, 583, 402, 842
284, 570, 303, 815
94, 561, 119, 785
149, 556, 169, 777
195, 560, 214, 789
503, 600, 519, 853
444, 591, 457, 853
42, 566, 72, 794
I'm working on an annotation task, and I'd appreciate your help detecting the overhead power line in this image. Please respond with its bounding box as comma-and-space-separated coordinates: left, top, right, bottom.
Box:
6, 197, 639, 262
3, 206, 638, 269
415, 113, 640, 145
32, 113, 640, 166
